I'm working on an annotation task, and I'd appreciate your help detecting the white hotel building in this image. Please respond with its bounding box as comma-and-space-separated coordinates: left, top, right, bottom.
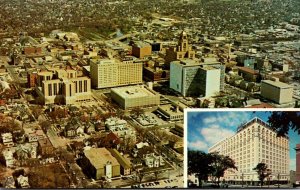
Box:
208, 117, 290, 185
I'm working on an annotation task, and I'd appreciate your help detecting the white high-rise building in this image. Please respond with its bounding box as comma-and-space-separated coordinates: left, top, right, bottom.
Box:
208, 117, 290, 185
170, 59, 221, 97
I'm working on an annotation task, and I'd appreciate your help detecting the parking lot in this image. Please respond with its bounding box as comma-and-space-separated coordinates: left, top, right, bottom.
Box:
128, 177, 183, 188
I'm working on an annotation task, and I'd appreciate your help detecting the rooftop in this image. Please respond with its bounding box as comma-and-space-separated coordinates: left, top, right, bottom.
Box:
237, 66, 259, 75
92, 59, 115, 65
262, 80, 293, 89
133, 41, 151, 48
38, 138, 52, 147
158, 104, 183, 116
111, 85, 157, 99
179, 59, 199, 66
109, 149, 131, 169
84, 148, 119, 169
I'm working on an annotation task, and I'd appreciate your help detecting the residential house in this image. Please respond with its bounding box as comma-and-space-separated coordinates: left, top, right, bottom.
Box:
3, 176, 16, 188
15, 143, 38, 161
17, 175, 30, 188
64, 119, 84, 138
2, 133, 14, 147
3, 148, 16, 168
27, 129, 45, 142
137, 146, 165, 168
105, 117, 136, 142
38, 138, 54, 156
144, 153, 165, 168
100, 132, 121, 149
84, 124, 95, 135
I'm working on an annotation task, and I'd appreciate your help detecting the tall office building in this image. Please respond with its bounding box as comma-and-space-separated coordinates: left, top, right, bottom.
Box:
209, 117, 290, 185
201, 59, 225, 91
165, 31, 195, 68
170, 59, 220, 97
296, 144, 300, 182
90, 59, 142, 89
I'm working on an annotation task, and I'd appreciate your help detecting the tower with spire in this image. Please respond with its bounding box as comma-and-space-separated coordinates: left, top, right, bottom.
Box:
165, 30, 195, 68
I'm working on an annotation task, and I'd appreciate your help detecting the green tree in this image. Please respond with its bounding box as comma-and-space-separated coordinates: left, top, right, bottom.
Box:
253, 163, 271, 188
267, 111, 300, 137
210, 152, 237, 186
188, 150, 213, 187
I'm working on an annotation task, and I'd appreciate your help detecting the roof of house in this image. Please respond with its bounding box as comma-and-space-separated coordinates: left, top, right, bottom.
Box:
38, 138, 52, 147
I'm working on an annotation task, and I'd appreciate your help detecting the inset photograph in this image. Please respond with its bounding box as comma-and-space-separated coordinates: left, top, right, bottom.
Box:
187, 110, 300, 188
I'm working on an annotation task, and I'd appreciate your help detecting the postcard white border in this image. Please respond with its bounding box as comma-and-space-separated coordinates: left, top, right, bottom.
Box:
183, 107, 300, 187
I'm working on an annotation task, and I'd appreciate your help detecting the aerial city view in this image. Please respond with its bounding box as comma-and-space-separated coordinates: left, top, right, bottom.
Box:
0, 0, 300, 188
187, 111, 300, 188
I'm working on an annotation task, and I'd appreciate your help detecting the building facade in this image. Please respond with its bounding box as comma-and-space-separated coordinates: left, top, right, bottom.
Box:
132, 41, 152, 58
111, 85, 160, 109
35, 69, 92, 105
90, 59, 142, 89
209, 117, 290, 185
261, 79, 293, 104
170, 59, 221, 97
81, 148, 120, 180
27, 72, 38, 88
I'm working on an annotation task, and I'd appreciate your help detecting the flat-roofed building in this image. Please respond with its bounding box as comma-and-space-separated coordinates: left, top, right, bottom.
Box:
90, 59, 142, 89
170, 123, 184, 137
157, 104, 184, 121
170, 59, 221, 97
237, 66, 260, 82
109, 149, 131, 176
261, 78, 293, 104
81, 148, 120, 179
132, 41, 152, 58
209, 117, 290, 185
111, 85, 160, 109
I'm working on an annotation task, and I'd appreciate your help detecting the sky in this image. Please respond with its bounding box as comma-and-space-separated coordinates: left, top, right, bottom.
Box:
187, 111, 300, 171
